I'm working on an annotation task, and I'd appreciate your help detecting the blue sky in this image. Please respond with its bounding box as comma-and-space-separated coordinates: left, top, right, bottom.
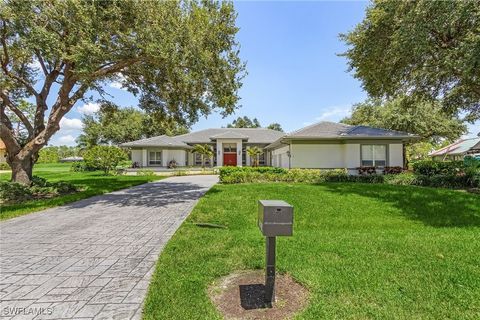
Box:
50, 1, 479, 146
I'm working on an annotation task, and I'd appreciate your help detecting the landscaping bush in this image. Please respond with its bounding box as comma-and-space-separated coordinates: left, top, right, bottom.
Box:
0, 181, 33, 204
383, 166, 403, 174
219, 166, 479, 189
70, 161, 98, 172
412, 160, 465, 176
357, 166, 377, 175
83, 146, 128, 174
137, 169, 156, 176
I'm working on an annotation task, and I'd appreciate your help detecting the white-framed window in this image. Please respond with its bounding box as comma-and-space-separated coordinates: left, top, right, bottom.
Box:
258, 151, 266, 166
194, 153, 211, 166
149, 151, 162, 166
361, 145, 387, 167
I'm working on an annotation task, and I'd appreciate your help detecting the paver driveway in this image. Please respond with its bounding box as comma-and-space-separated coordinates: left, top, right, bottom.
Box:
0, 175, 218, 320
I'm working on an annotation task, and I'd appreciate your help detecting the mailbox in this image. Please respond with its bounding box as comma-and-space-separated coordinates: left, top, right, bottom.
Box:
258, 200, 293, 237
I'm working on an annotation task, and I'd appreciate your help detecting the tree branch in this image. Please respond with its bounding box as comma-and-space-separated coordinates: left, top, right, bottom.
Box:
0, 103, 21, 156
0, 90, 34, 136
34, 49, 49, 76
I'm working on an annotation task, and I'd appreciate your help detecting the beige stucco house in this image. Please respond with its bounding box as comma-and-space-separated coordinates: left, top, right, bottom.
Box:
121, 122, 417, 172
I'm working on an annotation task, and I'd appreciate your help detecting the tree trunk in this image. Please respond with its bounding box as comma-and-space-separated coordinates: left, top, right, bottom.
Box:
9, 155, 34, 186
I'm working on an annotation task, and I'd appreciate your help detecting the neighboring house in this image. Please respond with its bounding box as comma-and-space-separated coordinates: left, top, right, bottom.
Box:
60, 156, 84, 162
429, 138, 480, 161
121, 122, 417, 172
0, 139, 6, 163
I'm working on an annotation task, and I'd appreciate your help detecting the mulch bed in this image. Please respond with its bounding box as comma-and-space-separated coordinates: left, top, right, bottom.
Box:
209, 270, 309, 320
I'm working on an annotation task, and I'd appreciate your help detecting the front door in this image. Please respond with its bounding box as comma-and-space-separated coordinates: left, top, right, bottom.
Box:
223, 153, 237, 166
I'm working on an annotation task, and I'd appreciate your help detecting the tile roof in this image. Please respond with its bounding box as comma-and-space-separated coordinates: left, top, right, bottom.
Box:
121, 135, 190, 148
286, 121, 415, 138
430, 137, 480, 156
210, 131, 249, 140
176, 128, 284, 144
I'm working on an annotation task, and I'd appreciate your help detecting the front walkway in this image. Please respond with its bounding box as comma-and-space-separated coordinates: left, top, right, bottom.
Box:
0, 175, 218, 320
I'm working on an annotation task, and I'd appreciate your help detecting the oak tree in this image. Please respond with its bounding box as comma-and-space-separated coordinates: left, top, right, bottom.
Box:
0, 0, 244, 184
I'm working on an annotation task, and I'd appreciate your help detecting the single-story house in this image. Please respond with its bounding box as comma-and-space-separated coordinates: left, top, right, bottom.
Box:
121, 122, 418, 173
429, 137, 480, 161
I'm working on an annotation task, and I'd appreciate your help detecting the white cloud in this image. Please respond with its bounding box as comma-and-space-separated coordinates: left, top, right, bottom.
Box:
109, 75, 127, 90
57, 135, 76, 146
77, 102, 100, 115
314, 105, 352, 122
60, 117, 83, 130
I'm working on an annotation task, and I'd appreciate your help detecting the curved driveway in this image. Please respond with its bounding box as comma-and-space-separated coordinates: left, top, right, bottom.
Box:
0, 175, 218, 320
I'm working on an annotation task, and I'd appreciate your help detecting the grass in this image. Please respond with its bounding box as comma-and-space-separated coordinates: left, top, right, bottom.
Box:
144, 183, 480, 319
0, 163, 163, 221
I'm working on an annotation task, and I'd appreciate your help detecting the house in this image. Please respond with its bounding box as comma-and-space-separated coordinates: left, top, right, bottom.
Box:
429, 137, 480, 161
0, 139, 6, 163
121, 122, 417, 172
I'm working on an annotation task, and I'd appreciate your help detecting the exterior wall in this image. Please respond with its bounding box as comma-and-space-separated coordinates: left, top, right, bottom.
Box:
270, 140, 405, 173
271, 145, 290, 168
131, 150, 143, 166
388, 143, 404, 167
291, 144, 345, 169
132, 148, 188, 167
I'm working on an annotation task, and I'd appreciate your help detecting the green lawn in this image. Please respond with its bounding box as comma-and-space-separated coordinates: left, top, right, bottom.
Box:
144, 183, 480, 319
0, 163, 163, 221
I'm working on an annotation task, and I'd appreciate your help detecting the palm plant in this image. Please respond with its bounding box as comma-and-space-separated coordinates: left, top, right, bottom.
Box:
247, 146, 263, 167
192, 144, 214, 168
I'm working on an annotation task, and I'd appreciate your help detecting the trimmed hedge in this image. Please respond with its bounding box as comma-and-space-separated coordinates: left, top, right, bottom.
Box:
218, 166, 480, 189
412, 160, 465, 176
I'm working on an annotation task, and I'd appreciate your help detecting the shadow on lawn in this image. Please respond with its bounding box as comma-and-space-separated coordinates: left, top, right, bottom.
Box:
322, 183, 480, 228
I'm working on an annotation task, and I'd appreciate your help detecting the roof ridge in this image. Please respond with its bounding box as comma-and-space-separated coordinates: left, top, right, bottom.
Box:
287, 121, 351, 136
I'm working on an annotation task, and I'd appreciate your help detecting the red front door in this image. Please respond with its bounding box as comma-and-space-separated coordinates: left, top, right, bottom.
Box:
223, 153, 237, 166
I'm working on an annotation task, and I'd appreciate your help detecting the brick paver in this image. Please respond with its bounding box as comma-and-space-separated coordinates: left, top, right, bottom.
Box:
0, 175, 218, 319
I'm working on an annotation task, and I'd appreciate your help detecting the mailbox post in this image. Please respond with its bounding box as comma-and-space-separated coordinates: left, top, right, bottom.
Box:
258, 200, 293, 306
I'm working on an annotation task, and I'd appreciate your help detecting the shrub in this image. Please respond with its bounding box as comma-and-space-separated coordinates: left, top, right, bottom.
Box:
83, 146, 128, 174
384, 172, 419, 186
0, 162, 10, 170
412, 160, 465, 176
137, 169, 155, 176
357, 166, 377, 175
383, 166, 403, 174
0, 181, 33, 203
70, 161, 98, 172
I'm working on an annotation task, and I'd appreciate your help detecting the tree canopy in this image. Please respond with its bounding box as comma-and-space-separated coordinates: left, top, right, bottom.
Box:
341, 0, 480, 121
226, 116, 283, 131
227, 116, 261, 128
342, 97, 467, 143
77, 102, 189, 149
0, 0, 245, 184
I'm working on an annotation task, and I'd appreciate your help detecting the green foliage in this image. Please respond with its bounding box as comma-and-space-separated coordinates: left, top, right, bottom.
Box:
83, 146, 128, 174
246, 146, 263, 167
0, 181, 33, 204
77, 103, 189, 148
37, 146, 81, 163
342, 97, 467, 143
70, 161, 98, 172
226, 116, 260, 128
144, 183, 480, 319
0, 163, 10, 170
136, 169, 155, 177
1, 0, 244, 184
341, 1, 480, 121
219, 166, 479, 189
266, 123, 283, 132
0, 175, 77, 204
191, 144, 214, 168
412, 160, 465, 176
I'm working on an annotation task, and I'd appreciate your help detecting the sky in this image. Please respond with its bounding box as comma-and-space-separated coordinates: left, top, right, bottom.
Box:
50, 1, 479, 146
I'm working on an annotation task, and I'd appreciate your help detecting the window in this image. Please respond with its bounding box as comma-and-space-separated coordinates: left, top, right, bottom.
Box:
242, 147, 246, 166
223, 143, 237, 153
361, 145, 387, 167
258, 151, 266, 166
194, 153, 211, 166
149, 151, 162, 166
